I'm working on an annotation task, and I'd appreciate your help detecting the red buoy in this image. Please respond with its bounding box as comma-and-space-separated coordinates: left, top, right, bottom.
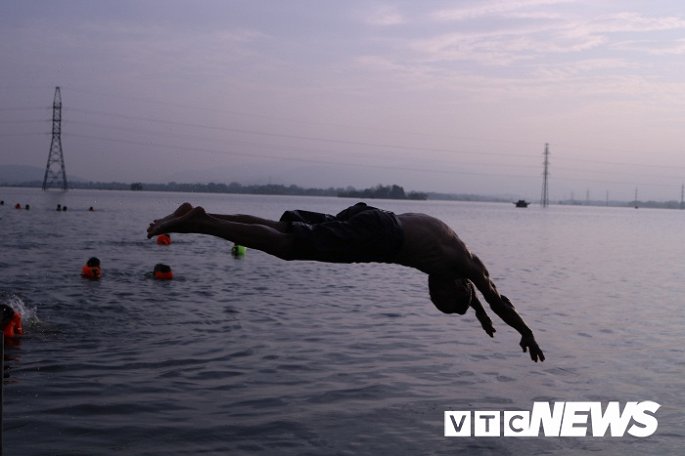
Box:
156, 233, 172, 245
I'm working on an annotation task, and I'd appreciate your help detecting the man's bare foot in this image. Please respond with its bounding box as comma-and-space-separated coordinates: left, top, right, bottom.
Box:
147, 204, 205, 238
152, 203, 193, 226
147, 202, 194, 237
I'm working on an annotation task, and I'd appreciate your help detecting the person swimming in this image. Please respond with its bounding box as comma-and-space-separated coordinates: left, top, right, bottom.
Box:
153, 263, 173, 280
81, 257, 102, 280
1, 304, 23, 338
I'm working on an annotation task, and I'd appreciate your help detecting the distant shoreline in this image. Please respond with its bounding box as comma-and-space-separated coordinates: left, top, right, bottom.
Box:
2, 181, 684, 209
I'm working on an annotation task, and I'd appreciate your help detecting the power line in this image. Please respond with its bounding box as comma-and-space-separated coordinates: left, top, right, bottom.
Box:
4, 87, 685, 174
553, 155, 685, 171
63, 106, 685, 174
0, 107, 49, 112
66, 132, 543, 180
551, 174, 684, 188
0, 95, 672, 174
62, 85, 543, 147
4, 89, 685, 195
0, 120, 49, 124
0, 132, 47, 137
64, 118, 542, 170
65, 107, 538, 159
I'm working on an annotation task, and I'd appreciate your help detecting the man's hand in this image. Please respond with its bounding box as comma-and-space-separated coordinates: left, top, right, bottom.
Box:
520, 334, 545, 362
475, 309, 496, 338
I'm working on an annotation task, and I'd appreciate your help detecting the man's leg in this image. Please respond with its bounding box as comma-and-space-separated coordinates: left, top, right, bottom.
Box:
148, 206, 296, 260
209, 213, 288, 232
151, 203, 288, 232
150, 202, 194, 226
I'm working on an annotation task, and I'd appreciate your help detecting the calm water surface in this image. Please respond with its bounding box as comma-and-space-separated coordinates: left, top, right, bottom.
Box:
0, 187, 683, 455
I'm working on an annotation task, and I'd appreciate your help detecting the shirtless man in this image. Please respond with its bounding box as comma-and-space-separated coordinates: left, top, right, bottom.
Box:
147, 202, 545, 362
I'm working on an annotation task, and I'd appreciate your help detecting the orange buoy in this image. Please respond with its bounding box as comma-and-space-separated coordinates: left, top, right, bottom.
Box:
153, 263, 173, 280
1, 305, 23, 338
81, 257, 102, 280
156, 233, 172, 245
14, 203, 21, 209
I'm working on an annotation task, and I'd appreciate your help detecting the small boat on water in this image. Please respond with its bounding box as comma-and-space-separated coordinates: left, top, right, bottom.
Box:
514, 200, 529, 208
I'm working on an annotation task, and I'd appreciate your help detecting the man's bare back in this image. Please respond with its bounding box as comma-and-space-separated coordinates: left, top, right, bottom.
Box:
147, 202, 545, 362
394, 213, 473, 275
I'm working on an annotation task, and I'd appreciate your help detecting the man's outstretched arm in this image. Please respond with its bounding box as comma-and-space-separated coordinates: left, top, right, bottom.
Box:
488, 295, 545, 361
467, 285, 496, 338
466, 257, 545, 362
476, 282, 544, 362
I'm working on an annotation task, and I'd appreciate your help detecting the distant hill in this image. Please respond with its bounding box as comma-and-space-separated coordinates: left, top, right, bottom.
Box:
0, 165, 86, 185
0, 165, 45, 184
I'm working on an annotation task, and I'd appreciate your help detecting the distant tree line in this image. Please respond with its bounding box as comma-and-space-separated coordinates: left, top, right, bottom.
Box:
10, 179, 425, 199
128, 182, 430, 200
133, 182, 429, 200
8, 179, 684, 208
337, 184, 427, 200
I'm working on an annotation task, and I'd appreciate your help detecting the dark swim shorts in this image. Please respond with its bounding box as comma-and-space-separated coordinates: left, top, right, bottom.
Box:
279, 202, 404, 263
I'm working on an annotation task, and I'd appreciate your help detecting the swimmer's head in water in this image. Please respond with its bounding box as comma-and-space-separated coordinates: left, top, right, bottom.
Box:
1, 304, 15, 328
86, 257, 101, 267
153, 263, 171, 273
428, 275, 473, 315
153, 263, 173, 280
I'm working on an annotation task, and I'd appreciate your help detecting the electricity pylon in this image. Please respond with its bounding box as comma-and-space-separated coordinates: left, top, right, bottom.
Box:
42, 86, 68, 191
540, 143, 549, 208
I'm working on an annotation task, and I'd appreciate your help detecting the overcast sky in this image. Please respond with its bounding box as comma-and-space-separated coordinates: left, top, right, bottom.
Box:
2, 0, 685, 201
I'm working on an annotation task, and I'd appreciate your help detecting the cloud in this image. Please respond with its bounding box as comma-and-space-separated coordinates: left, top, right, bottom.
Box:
431, 0, 573, 22
424, 2, 685, 64
533, 58, 636, 79
409, 24, 607, 67
615, 38, 685, 55
587, 12, 685, 34
409, 8, 685, 66
364, 5, 405, 26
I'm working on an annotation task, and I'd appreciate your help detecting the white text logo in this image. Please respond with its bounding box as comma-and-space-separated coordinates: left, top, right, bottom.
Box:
444, 401, 660, 437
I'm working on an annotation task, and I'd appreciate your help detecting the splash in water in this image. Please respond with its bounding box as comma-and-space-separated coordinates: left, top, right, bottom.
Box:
0, 290, 38, 324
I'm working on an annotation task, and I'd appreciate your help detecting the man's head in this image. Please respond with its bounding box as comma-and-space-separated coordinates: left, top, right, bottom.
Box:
428, 275, 473, 315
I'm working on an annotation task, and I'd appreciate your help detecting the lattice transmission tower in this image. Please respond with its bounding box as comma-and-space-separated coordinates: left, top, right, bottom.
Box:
42, 86, 68, 191
540, 143, 550, 208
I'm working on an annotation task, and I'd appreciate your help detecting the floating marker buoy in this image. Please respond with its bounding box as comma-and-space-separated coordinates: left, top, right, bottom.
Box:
1, 304, 23, 338
81, 257, 102, 280
88, 206, 95, 212
14, 203, 21, 209
24, 204, 30, 210
153, 263, 173, 280
231, 244, 246, 256
156, 233, 172, 245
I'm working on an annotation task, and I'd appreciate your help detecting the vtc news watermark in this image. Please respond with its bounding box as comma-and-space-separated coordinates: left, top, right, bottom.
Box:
444, 401, 660, 437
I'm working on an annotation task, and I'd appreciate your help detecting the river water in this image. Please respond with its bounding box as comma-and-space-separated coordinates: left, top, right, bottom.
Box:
0, 187, 683, 455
